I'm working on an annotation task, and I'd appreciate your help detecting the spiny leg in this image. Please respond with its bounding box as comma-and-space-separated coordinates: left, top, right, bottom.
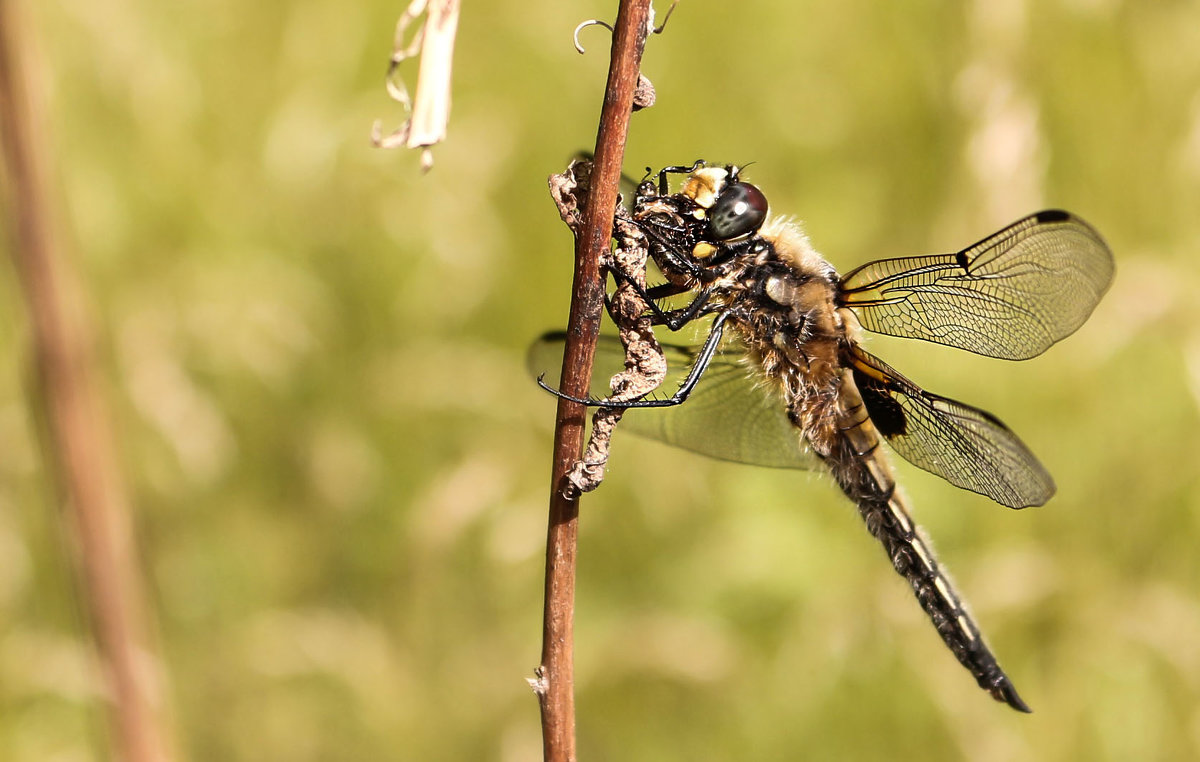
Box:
604, 266, 714, 331
537, 310, 731, 409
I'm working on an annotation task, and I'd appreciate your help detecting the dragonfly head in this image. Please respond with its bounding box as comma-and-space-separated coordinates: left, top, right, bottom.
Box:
680, 165, 769, 242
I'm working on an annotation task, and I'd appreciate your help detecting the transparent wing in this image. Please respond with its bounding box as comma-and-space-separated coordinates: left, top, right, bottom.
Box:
848, 346, 1054, 508
838, 210, 1114, 360
528, 333, 818, 469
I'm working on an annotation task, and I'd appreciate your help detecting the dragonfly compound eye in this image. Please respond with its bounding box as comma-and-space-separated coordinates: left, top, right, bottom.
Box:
706, 181, 769, 241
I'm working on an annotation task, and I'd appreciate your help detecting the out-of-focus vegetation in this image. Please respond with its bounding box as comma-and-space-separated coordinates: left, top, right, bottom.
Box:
3, 1, 1199, 760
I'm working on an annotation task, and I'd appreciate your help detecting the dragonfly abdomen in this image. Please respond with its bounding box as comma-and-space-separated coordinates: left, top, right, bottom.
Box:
825, 377, 1032, 712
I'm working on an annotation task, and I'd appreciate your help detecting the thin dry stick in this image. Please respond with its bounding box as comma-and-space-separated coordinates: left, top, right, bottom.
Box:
533, 2, 653, 760
0, 4, 174, 762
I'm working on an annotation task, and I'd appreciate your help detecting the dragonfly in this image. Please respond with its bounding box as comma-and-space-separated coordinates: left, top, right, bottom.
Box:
531, 160, 1114, 711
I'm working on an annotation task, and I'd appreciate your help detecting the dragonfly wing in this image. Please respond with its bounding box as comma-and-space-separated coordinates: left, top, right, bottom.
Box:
848, 346, 1054, 508
528, 332, 818, 469
839, 210, 1114, 360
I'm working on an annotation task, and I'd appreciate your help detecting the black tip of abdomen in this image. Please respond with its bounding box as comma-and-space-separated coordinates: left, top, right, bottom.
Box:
993, 677, 1033, 713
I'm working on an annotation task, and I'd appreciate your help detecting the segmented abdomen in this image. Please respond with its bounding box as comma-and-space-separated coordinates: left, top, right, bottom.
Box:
822, 373, 1031, 712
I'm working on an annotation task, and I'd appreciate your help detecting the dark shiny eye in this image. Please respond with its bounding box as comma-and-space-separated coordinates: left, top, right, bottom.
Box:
706, 182, 768, 241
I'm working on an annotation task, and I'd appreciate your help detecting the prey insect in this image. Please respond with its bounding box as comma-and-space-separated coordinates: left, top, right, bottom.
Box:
532, 160, 1114, 710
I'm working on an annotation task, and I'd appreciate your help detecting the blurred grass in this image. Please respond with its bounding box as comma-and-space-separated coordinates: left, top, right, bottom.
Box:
2, 0, 1199, 760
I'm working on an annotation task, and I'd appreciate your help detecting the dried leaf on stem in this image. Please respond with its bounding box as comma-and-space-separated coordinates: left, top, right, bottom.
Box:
547, 161, 666, 496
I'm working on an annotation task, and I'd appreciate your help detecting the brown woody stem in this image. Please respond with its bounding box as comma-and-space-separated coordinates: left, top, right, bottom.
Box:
0, 3, 174, 761
535, 2, 653, 760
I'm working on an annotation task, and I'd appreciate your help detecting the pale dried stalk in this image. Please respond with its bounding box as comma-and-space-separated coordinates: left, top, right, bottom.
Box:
371, 0, 461, 171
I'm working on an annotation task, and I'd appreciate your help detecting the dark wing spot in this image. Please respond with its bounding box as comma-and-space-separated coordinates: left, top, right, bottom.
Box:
855, 370, 908, 438
1034, 209, 1071, 224
955, 250, 970, 270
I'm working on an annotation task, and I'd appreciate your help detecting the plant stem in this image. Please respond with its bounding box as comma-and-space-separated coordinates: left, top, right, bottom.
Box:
536, 2, 653, 760
0, 3, 174, 760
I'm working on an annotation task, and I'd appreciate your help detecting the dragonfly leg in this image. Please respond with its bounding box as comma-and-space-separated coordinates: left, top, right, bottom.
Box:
654, 160, 706, 194
537, 310, 731, 408
654, 287, 717, 330
605, 266, 713, 331
634, 221, 710, 281
644, 281, 689, 301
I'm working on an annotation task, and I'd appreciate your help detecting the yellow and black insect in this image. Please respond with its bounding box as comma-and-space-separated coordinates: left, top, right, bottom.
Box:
533, 160, 1114, 711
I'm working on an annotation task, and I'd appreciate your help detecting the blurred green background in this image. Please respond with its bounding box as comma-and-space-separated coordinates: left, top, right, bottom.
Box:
4, 1, 1199, 760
